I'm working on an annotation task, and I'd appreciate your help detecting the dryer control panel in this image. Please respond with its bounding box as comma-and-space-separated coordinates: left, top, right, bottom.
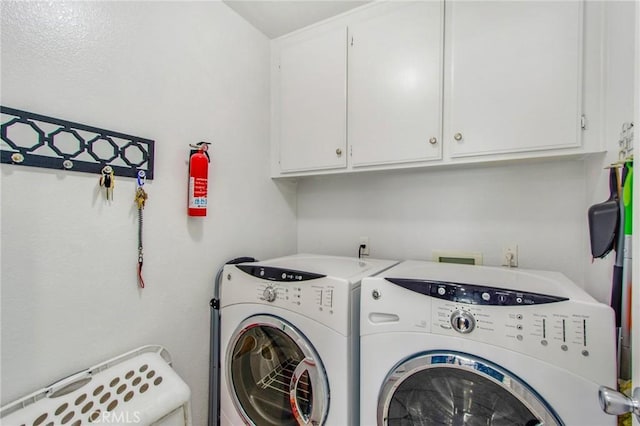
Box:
222, 264, 356, 335
236, 265, 326, 282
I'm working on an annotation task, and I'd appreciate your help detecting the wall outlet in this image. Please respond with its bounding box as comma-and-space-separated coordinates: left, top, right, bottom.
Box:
359, 237, 370, 256
502, 245, 518, 267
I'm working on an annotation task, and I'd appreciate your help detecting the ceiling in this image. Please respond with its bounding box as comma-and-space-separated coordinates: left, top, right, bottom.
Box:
223, 1, 371, 39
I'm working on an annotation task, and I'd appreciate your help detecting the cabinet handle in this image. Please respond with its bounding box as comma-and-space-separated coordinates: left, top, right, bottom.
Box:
454, 132, 463, 141
336, 148, 342, 156
429, 137, 438, 145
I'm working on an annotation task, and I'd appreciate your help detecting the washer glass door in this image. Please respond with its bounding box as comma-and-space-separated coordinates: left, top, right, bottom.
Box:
228, 315, 329, 426
378, 352, 562, 426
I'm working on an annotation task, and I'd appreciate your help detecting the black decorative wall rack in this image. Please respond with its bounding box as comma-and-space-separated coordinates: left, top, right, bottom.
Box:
0, 106, 154, 179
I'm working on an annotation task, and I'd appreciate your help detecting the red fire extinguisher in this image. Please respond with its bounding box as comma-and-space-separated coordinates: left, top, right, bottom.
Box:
188, 142, 211, 217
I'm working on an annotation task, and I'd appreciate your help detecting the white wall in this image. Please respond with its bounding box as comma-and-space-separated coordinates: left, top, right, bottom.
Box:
0, 1, 296, 424
297, 160, 600, 290
297, 0, 637, 305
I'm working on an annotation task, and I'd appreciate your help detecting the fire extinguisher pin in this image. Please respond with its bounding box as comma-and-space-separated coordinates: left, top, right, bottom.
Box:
189, 141, 211, 162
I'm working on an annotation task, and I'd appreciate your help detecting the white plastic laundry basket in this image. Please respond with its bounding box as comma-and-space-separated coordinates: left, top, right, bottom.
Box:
0, 345, 192, 426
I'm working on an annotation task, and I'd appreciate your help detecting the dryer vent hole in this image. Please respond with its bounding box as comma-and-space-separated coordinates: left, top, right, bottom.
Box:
21, 364, 165, 426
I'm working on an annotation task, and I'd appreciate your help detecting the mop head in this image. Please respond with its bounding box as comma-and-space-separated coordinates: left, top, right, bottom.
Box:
618, 379, 632, 426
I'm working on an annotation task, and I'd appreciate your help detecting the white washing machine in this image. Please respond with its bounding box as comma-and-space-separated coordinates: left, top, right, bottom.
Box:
360, 260, 617, 426
219, 254, 398, 426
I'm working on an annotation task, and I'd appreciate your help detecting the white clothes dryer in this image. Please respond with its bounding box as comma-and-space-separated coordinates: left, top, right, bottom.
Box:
360, 260, 617, 426
219, 254, 398, 426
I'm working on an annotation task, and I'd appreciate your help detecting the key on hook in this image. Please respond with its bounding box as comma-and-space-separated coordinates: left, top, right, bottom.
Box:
99, 166, 115, 200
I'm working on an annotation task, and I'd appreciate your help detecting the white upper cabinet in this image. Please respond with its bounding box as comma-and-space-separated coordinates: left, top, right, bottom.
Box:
271, 0, 594, 177
444, 1, 583, 158
348, 1, 443, 167
277, 26, 347, 173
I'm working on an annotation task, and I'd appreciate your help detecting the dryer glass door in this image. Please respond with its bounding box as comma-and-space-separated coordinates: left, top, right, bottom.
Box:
378, 352, 562, 426
227, 315, 329, 426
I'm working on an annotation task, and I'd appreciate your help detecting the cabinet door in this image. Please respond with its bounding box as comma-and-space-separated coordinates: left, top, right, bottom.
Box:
445, 1, 583, 158
277, 27, 347, 173
348, 1, 443, 167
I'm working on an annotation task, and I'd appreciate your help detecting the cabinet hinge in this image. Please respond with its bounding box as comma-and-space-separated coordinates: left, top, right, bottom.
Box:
351, 36, 354, 47
581, 115, 586, 130
349, 145, 353, 157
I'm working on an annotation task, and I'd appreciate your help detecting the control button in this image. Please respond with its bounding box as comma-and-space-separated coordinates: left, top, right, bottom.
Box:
582, 350, 589, 357
498, 294, 508, 304
516, 324, 523, 330
541, 340, 548, 346
516, 314, 523, 320
281, 273, 287, 279
561, 344, 568, 351
450, 310, 475, 334
481, 292, 490, 301
259, 270, 265, 277
517, 335, 523, 341
437, 287, 446, 296
516, 297, 523, 304
261, 286, 277, 303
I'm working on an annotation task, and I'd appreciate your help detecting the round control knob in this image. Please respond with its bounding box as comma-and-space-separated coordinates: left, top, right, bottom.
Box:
454, 132, 463, 141
262, 286, 277, 303
450, 310, 475, 334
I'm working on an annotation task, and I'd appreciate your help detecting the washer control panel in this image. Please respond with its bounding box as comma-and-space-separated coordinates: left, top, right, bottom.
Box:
378, 275, 615, 388
386, 278, 568, 306
432, 299, 595, 356
384, 277, 606, 359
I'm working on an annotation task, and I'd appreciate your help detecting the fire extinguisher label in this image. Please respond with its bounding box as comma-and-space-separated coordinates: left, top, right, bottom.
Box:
188, 176, 208, 208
